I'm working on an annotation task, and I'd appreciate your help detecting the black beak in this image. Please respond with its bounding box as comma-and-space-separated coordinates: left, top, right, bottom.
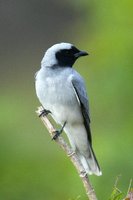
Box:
74, 50, 89, 58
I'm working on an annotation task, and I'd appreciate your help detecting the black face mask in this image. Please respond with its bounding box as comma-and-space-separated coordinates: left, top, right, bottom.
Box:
55, 46, 80, 67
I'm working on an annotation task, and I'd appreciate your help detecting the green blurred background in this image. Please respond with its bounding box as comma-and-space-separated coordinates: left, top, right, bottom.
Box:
0, 0, 133, 199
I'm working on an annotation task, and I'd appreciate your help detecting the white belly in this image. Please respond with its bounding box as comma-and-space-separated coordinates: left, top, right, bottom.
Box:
35, 74, 83, 125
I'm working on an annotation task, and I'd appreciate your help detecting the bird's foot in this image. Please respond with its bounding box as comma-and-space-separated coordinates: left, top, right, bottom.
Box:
52, 121, 67, 140
39, 109, 51, 117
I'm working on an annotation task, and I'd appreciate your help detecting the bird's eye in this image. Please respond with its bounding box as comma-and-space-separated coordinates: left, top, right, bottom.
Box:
65, 50, 70, 54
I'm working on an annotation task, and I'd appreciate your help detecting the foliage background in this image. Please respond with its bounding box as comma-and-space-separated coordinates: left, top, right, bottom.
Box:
0, 0, 132, 199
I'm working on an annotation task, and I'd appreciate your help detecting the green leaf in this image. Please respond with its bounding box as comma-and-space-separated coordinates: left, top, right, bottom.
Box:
109, 187, 123, 200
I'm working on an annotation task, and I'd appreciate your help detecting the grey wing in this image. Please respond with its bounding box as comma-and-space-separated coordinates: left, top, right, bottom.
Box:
71, 77, 92, 145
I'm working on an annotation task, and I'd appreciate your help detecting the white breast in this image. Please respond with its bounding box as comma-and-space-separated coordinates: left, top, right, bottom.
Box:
35, 67, 83, 125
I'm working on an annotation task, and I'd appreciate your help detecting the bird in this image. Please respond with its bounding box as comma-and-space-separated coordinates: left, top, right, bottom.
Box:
35, 42, 102, 176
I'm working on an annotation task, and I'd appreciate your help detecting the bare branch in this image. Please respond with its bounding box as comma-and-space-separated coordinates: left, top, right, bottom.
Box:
36, 106, 98, 200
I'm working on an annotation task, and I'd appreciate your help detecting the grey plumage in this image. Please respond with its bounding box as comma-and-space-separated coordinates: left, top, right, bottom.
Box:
35, 42, 102, 176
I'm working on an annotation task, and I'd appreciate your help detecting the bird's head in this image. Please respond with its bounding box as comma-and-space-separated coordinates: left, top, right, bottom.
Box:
41, 42, 88, 68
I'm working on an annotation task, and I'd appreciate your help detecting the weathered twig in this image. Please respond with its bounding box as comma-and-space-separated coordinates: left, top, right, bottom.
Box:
36, 106, 98, 200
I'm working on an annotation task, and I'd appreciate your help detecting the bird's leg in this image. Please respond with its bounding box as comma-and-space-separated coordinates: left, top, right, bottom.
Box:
52, 121, 67, 140
39, 108, 51, 117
